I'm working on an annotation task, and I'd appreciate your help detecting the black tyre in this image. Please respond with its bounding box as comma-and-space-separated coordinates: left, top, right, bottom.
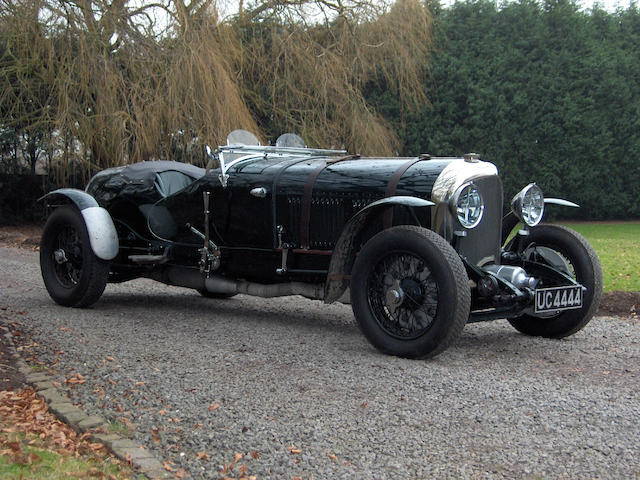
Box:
40, 206, 110, 307
508, 224, 602, 338
197, 289, 237, 299
350, 226, 471, 359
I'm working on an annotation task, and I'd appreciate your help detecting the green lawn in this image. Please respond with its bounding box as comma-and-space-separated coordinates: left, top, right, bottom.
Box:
0, 432, 137, 480
561, 222, 640, 292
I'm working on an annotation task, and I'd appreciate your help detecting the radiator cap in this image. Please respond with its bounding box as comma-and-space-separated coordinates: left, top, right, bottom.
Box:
464, 153, 480, 163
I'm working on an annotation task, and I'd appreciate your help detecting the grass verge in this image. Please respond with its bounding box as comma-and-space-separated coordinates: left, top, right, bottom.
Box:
562, 222, 640, 292
0, 438, 127, 479
0, 388, 138, 480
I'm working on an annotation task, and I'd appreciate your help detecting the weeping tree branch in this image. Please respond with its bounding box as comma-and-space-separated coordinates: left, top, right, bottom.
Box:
0, 0, 434, 183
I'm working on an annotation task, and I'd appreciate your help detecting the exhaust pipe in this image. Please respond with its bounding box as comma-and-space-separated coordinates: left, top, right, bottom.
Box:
205, 275, 324, 300
148, 266, 324, 300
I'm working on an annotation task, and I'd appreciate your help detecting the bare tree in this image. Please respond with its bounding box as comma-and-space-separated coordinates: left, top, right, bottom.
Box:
229, 0, 433, 153
0, 0, 434, 184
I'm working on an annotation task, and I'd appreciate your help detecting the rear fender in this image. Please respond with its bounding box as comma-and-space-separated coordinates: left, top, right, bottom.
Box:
324, 196, 435, 303
39, 189, 119, 260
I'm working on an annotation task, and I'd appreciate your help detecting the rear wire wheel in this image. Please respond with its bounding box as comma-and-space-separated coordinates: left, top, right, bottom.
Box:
40, 206, 110, 307
351, 226, 470, 359
508, 224, 602, 338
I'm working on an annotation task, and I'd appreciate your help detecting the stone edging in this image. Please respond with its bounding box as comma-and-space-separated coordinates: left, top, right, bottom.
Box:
1, 327, 172, 479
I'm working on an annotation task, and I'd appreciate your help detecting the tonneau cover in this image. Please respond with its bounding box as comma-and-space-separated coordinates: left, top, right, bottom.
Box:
86, 161, 205, 207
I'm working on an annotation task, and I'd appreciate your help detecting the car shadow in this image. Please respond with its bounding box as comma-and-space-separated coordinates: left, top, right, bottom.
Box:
97, 288, 356, 331
94, 287, 566, 362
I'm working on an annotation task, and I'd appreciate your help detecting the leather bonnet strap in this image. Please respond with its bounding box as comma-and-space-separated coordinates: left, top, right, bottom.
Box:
382, 156, 426, 229
299, 155, 360, 249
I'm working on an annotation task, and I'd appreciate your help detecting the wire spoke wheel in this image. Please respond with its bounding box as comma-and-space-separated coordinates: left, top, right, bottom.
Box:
351, 225, 470, 359
525, 245, 576, 284
40, 206, 110, 308
52, 226, 83, 287
508, 224, 602, 338
367, 252, 439, 339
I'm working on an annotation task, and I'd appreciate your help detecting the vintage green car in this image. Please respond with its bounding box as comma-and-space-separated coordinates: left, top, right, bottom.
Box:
39, 130, 602, 359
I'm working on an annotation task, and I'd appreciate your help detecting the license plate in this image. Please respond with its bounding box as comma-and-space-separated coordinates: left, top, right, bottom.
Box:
534, 285, 583, 313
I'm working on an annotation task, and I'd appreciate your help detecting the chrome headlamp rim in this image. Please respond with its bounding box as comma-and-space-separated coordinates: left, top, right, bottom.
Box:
512, 183, 545, 227
449, 181, 484, 229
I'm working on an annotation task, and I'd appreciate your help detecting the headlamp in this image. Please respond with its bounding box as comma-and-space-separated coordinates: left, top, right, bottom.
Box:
512, 183, 544, 226
451, 182, 484, 229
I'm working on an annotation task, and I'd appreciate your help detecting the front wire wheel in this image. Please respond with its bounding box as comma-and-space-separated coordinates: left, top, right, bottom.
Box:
40, 206, 110, 307
367, 252, 439, 340
508, 224, 603, 338
351, 226, 471, 359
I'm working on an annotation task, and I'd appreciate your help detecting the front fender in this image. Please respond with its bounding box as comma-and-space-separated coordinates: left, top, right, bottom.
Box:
40, 189, 119, 260
324, 196, 435, 303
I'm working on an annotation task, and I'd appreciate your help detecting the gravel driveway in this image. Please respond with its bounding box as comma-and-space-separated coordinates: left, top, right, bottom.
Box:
1, 245, 639, 479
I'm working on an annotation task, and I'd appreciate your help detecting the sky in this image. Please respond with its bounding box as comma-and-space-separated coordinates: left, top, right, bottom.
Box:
214, 0, 635, 20
582, 0, 636, 9
228, 0, 635, 20
544, 0, 632, 9
438, 0, 635, 10
148, 0, 634, 36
